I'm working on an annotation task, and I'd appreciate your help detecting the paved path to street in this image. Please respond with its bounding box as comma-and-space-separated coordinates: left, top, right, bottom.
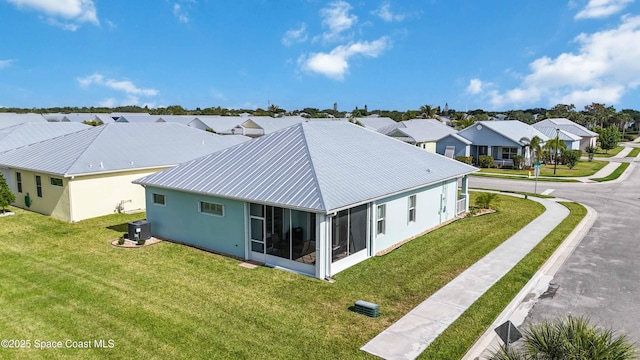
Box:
361, 197, 569, 360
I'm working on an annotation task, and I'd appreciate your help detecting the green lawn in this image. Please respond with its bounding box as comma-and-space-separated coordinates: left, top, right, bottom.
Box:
593, 145, 624, 157
479, 160, 607, 177
590, 162, 631, 182
626, 147, 640, 158
420, 202, 587, 359
0, 194, 545, 359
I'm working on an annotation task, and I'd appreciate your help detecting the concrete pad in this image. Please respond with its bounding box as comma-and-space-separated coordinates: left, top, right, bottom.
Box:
361, 329, 430, 360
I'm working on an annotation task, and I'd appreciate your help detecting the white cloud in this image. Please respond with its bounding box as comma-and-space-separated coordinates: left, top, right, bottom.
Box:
299, 37, 390, 80
173, 3, 189, 23
282, 23, 308, 46
0, 59, 15, 69
7, 0, 99, 29
466, 79, 485, 94
477, 15, 640, 109
575, 0, 634, 19
77, 73, 159, 97
319, 0, 357, 43
371, 2, 406, 22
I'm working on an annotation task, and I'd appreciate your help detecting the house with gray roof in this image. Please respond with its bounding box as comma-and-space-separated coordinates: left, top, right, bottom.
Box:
533, 118, 598, 151
0, 123, 249, 222
0, 122, 90, 194
134, 121, 476, 279
0, 113, 47, 129
353, 116, 397, 131
457, 120, 549, 167
379, 119, 469, 156
115, 114, 162, 123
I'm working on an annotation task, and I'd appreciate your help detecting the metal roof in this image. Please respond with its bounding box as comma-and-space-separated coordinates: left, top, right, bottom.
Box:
158, 115, 199, 125
0, 113, 47, 129
115, 115, 163, 123
0, 123, 250, 176
469, 120, 550, 144
533, 118, 598, 137
534, 127, 582, 141
135, 121, 477, 213
353, 117, 397, 130
392, 119, 458, 143
0, 122, 90, 153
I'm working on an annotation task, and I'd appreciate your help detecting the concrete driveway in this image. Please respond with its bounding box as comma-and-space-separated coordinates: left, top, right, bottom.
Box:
469, 159, 640, 342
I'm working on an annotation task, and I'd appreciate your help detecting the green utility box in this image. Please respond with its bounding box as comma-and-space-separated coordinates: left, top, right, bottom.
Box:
354, 300, 379, 318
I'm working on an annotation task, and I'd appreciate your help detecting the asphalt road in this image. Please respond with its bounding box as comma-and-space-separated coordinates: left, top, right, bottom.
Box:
469, 161, 640, 341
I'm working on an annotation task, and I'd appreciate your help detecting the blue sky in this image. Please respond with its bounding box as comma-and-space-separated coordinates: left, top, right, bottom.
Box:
1, 0, 640, 112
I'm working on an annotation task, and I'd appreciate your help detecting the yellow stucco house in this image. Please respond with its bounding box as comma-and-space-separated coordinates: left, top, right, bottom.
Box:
0, 123, 249, 222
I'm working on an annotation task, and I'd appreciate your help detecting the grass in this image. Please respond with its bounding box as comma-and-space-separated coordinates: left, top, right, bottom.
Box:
626, 147, 640, 158
471, 173, 580, 183
470, 187, 555, 199
590, 162, 630, 182
593, 145, 624, 158
0, 194, 544, 359
479, 160, 607, 177
419, 202, 587, 360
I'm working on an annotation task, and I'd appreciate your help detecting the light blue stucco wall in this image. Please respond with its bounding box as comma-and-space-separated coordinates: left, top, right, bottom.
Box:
436, 136, 469, 157
144, 187, 246, 258
374, 177, 459, 253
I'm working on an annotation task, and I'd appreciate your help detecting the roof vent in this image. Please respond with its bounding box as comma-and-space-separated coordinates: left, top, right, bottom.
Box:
100, 162, 104, 168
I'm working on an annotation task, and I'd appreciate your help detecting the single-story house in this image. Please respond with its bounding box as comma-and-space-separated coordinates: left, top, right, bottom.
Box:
533, 118, 598, 151
353, 117, 397, 131
0, 123, 249, 222
457, 120, 549, 166
115, 114, 163, 123
0, 122, 90, 193
134, 121, 477, 280
533, 127, 582, 150
435, 133, 472, 158
157, 115, 210, 131
379, 119, 464, 154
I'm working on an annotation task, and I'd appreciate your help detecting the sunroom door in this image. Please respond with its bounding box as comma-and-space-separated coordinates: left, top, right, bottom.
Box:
249, 204, 266, 262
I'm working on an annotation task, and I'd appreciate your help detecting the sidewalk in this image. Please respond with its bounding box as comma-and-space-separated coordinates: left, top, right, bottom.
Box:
361, 196, 570, 360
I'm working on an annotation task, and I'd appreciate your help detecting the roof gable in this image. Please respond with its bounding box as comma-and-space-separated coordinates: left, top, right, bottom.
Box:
534, 118, 598, 137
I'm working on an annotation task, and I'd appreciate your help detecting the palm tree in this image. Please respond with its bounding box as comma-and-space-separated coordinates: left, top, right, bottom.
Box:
488, 315, 636, 360
452, 113, 475, 129
543, 137, 567, 164
419, 105, 439, 119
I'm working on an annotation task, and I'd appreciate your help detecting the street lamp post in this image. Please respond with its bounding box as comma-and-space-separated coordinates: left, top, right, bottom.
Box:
553, 128, 560, 175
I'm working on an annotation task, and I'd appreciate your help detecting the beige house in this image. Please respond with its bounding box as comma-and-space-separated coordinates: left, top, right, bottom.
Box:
0, 123, 249, 222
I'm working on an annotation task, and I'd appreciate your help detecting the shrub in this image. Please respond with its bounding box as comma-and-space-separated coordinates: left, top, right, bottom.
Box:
562, 149, 581, 169
117, 236, 125, 245
455, 156, 473, 164
475, 192, 499, 209
512, 155, 525, 170
478, 155, 495, 168
137, 238, 146, 246
584, 145, 597, 161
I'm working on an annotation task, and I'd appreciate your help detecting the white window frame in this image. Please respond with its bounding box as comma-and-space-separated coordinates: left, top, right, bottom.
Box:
199, 201, 224, 217
408, 195, 416, 223
152, 193, 166, 206
376, 204, 386, 235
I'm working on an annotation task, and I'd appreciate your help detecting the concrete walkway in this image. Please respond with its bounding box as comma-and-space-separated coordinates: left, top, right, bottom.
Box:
361, 196, 570, 360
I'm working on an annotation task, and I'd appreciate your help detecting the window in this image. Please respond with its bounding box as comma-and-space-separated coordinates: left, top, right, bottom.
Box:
16, 172, 22, 193
501, 147, 518, 160
152, 193, 165, 205
408, 195, 416, 222
376, 204, 386, 235
35, 175, 42, 197
199, 201, 224, 216
478, 146, 488, 156
50, 177, 63, 187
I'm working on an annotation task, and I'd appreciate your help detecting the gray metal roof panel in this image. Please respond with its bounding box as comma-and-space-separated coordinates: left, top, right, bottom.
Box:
136, 121, 477, 213
0, 123, 250, 176
0, 122, 90, 152
534, 118, 598, 137
0, 113, 47, 129
477, 120, 550, 144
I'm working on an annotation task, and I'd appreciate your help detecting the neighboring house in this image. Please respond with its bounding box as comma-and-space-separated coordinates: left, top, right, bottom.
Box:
0, 113, 47, 129
353, 117, 397, 131
534, 127, 582, 150
115, 115, 163, 123
134, 121, 476, 280
196, 116, 245, 134
220, 116, 309, 137
533, 118, 598, 151
436, 133, 472, 158
379, 119, 463, 154
91, 114, 116, 124
157, 115, 210, 131
110, 113, 151, 121
0, 123, 250, 222
457, 120, 549, 166
0, 122, 90, 194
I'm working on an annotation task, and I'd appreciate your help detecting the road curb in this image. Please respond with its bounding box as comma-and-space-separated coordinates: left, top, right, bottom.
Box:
461, 201, 597, 360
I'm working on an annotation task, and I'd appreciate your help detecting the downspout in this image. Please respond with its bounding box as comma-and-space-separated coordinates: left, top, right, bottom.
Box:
68, 176, 75, 222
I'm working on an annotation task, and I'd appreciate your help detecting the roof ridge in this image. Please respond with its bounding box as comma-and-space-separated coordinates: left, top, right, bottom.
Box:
298, 122, 328, 212
61, 125, 109, 175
